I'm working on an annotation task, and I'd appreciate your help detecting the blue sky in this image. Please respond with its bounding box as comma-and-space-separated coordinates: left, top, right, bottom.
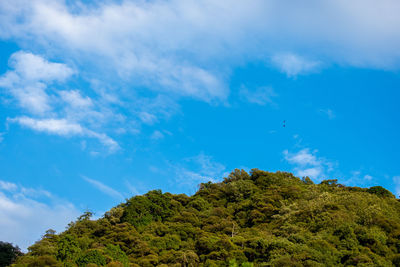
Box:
0, 0, 400, 250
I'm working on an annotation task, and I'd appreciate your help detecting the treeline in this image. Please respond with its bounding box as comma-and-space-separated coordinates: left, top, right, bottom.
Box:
9, 169, 400, 266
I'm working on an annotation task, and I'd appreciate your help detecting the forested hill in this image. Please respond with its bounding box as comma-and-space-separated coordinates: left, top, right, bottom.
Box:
10, 169, 400, 267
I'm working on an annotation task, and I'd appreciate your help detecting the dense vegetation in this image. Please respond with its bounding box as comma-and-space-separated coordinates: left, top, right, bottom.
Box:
9, 169, 400, 266
0, 242, 22, 267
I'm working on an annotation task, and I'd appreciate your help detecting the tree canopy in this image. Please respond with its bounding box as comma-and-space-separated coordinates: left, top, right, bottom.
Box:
8, 169, 400, 266
0, 242, 22, 267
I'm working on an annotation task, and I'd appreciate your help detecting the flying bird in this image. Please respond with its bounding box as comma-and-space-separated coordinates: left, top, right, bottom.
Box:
283, 120, 286, 127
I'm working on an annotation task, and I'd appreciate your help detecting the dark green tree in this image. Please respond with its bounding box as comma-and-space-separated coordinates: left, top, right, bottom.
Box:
0, 241, 22, 267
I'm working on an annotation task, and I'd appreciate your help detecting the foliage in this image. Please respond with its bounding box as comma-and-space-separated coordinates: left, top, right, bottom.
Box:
56, 234, 81, 263
104, 244, 129, 267
76, 250, 106, 267
367, 186, 395, 198
11, 169, 400, 266
0, 242, 22, 267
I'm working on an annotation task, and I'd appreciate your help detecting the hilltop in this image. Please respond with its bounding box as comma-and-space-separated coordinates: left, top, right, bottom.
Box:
9, 169, 400, 266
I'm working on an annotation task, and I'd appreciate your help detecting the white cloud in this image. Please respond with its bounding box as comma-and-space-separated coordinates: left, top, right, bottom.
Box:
2, 0, 400, 151
151, 130, 164, 140
192, 153, 226, 177
394, 176, 400, 197
82, 176, 124, 200
1, 0, 399, 111
139, 112, 158, 125
297, 167, 324, 179
0, 52, 102, 124
59, 90, 93, 109
173, 153, 226, 187
0, 0, 229, 102
283, 148, 334, 180
0, 51, 121, 152
59, 90, 109, 128
3, 0, 399, 76
271, 53, 320, 77
3, 82, 50, 115
364, 174, 373, 181
177, 169, 212, 185
0, 181, 18, 191
87, 132, 120, 153
8, 116, 119, 152
239, 85, 276, 105
19, 187, 52, 199
284, 148, 319, 166
8, 51, 73, 82
341, 170, 375, 187
149, 63, 227, 102
0, 51, 74, 114
9, 116, 84, 135
137, 95, 180, 122
0, 180, 80, 251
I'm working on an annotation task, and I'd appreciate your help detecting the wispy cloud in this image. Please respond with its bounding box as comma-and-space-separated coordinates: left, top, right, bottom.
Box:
239, 85, 276, 105
271, 53, 320, 77
8, 117, 119, 152
139, 112, 158, 125
0, 179, 80, 251
0, 180, 18, 191
82, 176, 124, 200
125, 181, 141, 197
59, 90, 93, 109
364, 174, 373, 181
151, 130, 164, 140
172, 153, 226, 188
9, 117, 84, 135
283, 148, 335, 181
340, 170, 377, 188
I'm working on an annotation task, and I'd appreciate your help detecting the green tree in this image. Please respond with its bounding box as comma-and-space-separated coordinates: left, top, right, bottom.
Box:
367, 186, 394, 198
76, 250, 106, 267
10, 170, 400, 267
0, 241, 22, 267
56, 235, 81, 263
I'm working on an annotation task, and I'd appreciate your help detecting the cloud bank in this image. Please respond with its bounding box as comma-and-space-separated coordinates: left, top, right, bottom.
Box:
1, 0, 400, 150
2, 0, 400, 72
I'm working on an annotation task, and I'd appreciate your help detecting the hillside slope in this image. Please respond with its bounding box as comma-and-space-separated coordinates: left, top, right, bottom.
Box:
11, 169, 400, 266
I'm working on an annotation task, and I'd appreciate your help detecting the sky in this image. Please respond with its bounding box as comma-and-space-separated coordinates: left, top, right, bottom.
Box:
0, 0, 400, 251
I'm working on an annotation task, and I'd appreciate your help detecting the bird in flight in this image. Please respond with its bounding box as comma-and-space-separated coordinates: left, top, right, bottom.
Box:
283, 120, 286, 127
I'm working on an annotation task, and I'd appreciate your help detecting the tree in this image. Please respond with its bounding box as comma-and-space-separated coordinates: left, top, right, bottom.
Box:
76, 250, 106, 267
0, 241, 22, 267
366, 186, 394, 198
9, 170, 400, 266
26, 255, 60, 267
320, 179, 338, 186
56, 234, 81, 263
